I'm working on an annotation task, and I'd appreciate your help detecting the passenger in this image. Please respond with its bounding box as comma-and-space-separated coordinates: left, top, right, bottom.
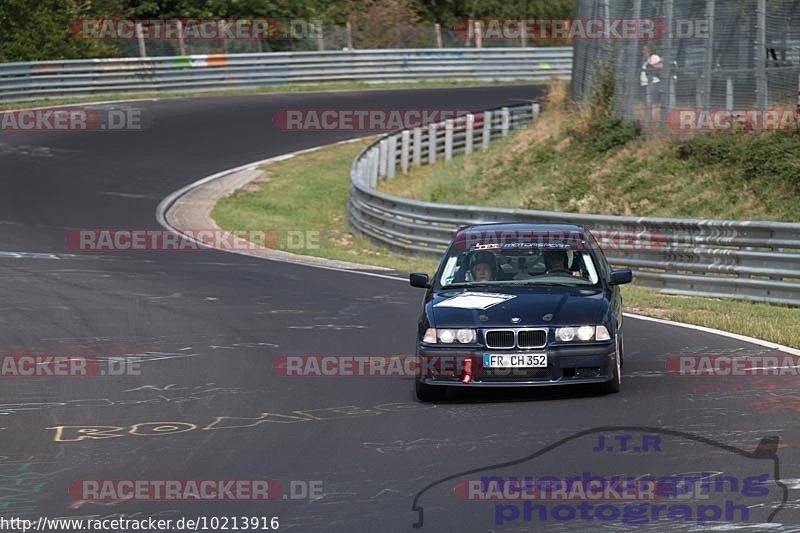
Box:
544, 250, 573, 275
470, 252, 497, 282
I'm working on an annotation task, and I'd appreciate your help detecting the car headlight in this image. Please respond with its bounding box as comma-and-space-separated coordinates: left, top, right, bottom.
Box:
556, 327, 576, 342
556, 326, 612, 342
421, 328, 478, 344
456, 329, 477, 344
439, 329, 455, 343
577, 326, 595, 341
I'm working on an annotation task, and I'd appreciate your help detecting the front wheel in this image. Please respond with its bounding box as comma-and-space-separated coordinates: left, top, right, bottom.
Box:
600, 337, 622, 394
416, 381, 447, 402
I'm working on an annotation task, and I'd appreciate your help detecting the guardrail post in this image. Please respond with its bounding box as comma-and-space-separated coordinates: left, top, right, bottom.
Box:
482, 111, 492, 149
532, 103, 541, 118
378, 139, 388, 178
501, 107, 510, 136
400, 130, 410, 173
368, 148, 379, 188
444, 120, 454, 161
465, 114, 474, 154
412, 128, 422, 167
387, 136, 397, 179
357, 159, 366, 185
428, 123, 437, 164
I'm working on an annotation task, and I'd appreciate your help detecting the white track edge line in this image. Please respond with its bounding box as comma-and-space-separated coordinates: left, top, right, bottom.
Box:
156, 136, 799, 355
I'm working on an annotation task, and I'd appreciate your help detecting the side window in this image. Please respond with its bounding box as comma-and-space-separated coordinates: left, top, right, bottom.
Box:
588, 233, 610, 281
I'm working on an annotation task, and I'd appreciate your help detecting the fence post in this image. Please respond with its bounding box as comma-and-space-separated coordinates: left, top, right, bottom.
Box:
520, 20, 527, 47
400, 130, 410, 174
412, 127, 422, 166
316, 23, 325, 51
726, 78, 734, 110
623, 0, 642, 120
501, 107, 510, 136
696, 0, 715, 111
428, 123, 437, 164
135, 23, 147, 58
378, 139, 388, 178
756, 0, 767, 112
434, 23, 443, 48
176, 20, 186, 56
465, 114, 474, 154
445, 120, 454, 161
659, 0, 674, 130
346, 21, 354, 50
482, 111, 492, 148
387, 136, 397, 179
219, 20, 229, 54
474, 21, 483, 48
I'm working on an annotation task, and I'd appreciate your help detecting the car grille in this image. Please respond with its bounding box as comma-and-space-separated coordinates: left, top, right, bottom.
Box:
485, 330, 515, 349
484, 328, 547, 349
517, 329, 547, 349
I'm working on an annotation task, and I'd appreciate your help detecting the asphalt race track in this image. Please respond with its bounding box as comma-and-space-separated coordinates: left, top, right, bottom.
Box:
0, 86, 798, 532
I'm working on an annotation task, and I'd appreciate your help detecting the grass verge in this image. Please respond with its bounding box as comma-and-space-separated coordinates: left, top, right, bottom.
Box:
212, 139, 439, 274
378, 81, 800, 222
0, 79, 537, 111
212, 136, 800, 348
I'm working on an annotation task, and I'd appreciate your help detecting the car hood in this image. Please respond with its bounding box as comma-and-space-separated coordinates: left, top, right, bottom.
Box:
428, 287, 607, 328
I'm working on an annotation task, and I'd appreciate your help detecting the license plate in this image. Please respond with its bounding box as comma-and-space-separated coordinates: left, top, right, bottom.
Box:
483, 353, 547, 368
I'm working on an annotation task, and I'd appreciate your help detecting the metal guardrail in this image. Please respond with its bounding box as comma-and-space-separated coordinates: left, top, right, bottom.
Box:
0, 48, 572, 104
348, 104, 800, 306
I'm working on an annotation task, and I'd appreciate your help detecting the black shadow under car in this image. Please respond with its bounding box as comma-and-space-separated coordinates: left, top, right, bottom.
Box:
409, 223, 633, 401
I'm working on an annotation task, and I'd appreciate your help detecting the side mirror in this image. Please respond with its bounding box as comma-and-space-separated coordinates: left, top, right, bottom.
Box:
409, 273, 430, 289
609, 269, 633, 286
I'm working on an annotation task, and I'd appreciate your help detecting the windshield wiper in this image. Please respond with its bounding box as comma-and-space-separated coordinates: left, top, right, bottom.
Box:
521, 282, 582, 287
444, 282, 500, 288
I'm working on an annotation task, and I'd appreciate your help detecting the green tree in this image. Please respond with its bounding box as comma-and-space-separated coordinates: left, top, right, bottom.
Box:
0, 0, 123, 61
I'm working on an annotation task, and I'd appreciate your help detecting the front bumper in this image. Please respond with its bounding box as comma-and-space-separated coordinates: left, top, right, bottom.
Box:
416, 342, 616, 387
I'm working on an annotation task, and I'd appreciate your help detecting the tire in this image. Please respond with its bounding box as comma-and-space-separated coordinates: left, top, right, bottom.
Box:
600, 336, 622, 394
415, 381, 447, 402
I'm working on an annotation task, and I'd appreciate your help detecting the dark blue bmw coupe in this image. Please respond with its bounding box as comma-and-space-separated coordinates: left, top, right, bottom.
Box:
409, 223, 633, 401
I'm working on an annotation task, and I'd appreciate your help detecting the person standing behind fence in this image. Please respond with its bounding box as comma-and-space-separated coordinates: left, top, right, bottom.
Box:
640, 45, 664, 121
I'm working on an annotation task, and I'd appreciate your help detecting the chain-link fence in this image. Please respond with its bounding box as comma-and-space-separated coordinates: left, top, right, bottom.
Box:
571, 0, 800, 133
95, 19, 556, 59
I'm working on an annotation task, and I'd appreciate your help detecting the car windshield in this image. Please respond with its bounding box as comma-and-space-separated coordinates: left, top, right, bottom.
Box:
438, 244, 600, 288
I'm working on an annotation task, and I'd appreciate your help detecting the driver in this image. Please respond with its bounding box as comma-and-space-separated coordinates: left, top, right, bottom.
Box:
470, 251, 497, 282
544, 250, 572, 275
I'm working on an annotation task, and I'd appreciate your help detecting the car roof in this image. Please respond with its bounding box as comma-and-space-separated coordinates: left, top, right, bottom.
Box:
453, 222, 589, 240
449, 223, 595, 253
